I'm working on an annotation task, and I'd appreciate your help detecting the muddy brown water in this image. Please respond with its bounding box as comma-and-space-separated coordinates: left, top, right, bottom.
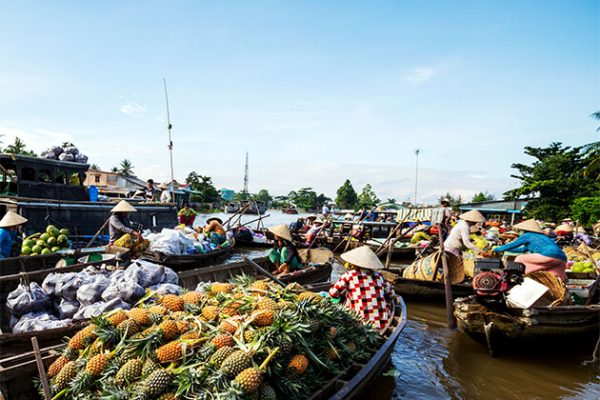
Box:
200, 212, 600, 400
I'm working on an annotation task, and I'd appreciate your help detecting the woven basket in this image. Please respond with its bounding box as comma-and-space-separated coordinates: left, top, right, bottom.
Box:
404, 252, 464, 284
525, 270, 569, 306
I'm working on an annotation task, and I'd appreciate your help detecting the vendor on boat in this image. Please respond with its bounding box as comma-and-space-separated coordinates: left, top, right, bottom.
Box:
493, 219, 567, 280
305, 218, 325, 245
329, 246, 395, 330
439, 198, 452, 238
145, 179, 158, 201
109, 200, 142, 244
444, 210, 487, 256
204, 217, 226, 245
0, 211, 28, 259
267, 224, 302, 275
159, 183, 171, 203
178, 202, 197, 226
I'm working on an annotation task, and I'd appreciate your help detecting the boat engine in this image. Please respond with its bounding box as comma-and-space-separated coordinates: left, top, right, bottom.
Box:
472, 259, 526, 298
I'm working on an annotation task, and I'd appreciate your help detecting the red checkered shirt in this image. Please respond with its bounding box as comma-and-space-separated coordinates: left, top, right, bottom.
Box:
328, 269, 395, 330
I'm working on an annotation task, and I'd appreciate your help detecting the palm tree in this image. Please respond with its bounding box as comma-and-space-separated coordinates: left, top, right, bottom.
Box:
119, 159, 134, 177
5, 137, 35, 156
111, 167, 119, 173
583, 112, 600, 180
62, 142, 75, 148
90, 164, 100, 171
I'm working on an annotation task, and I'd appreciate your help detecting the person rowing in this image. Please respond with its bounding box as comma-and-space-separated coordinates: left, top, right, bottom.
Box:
204, 217, 226, 245
109, 200, 142, 244
493, 219, 567, 280
328, 246, 395, 330
444, 210, 487, 257
267, 224, 302, 275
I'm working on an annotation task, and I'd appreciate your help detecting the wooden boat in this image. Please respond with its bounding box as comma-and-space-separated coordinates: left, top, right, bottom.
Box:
143, 239, 236, 270
0, 274, 406, 400
282, 206, 299, 214
232, 229, 273, 248
454, 295, 600, 356
381, 269, 473, 300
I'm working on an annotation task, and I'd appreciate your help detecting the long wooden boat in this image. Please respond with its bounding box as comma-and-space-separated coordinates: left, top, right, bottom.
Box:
381, 269, 473, 300
0, 277, 406, 400
143, 239, 236, 270
232, 229, 274, 248
454, 296, 600, 356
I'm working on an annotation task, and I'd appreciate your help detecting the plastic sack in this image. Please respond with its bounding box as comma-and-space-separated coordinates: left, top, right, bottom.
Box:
74, 298, 131, 320
148, 283, 181, 295
6, 282, 52, 317
159, 267, 179, 285
102, 280, 145, 303
42, 272, 59, 295
57, 299, 80, 319
12, 312, 71, 334
77, 275, 111, 306
50, 146, 64, 156
54, 272, 96, 300
58, 153, 75, 162
126, 260, 165, 288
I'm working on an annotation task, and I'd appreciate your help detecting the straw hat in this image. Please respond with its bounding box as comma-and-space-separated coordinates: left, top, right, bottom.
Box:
513, 219, 544, 234
313, 218, 325, 224
0, 211, 28, 228
158, 183, 169, 190
555, 223, 573, 233
111, 200, 137, 213
576, 226, 587, 234
459, 210, 486, 223
340, 246, 384, 271
344, 213, 354, 220
206, 217, 223, 225
267, 224, 293, 242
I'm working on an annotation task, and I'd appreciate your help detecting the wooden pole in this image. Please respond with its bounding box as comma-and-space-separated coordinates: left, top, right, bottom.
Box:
31, 337, 51, 400
85, 217, 111, 248
436, 223, 456, 329
243, 255, 286, 287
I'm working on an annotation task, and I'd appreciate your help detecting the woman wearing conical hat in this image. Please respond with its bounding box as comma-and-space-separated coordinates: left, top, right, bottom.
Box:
443, 210, 487, 257
267, 224, 302, 275
329, 246, 395, 330
0, 211, 28, 259
109, 200, 142, 244
493, 219, 567, 280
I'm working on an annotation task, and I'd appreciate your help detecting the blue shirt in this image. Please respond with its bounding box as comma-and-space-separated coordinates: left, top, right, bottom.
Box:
0, 228, 16, 259
494, 232, 567, 261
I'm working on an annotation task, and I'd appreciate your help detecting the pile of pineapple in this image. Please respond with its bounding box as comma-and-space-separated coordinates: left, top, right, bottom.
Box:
43, 276, 382, 400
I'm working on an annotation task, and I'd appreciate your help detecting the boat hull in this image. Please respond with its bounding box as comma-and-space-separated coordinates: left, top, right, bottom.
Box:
381, 270, 473, 301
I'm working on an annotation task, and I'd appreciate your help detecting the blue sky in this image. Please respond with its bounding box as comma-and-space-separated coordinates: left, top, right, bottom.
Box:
0, 1, 598, 203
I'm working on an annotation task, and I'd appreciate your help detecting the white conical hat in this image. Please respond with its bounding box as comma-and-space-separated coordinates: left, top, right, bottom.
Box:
459, 210, 486, 223
513, 219, 543, 234
0, 211, 28, 228
267, 224, 293, 242
111, 200, 137, 213
555, 223, 573, 233
340, 246, 384, 270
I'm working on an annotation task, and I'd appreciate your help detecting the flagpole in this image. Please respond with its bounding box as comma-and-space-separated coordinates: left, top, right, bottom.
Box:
163, 78, 175, 203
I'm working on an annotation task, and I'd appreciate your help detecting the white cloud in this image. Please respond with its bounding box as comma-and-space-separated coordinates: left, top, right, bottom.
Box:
120, 102, 147, 117
403, 67, 437, 85
0, 126, 74, 152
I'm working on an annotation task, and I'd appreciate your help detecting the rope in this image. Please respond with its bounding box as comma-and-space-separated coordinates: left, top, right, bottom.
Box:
582, 334, 600, 366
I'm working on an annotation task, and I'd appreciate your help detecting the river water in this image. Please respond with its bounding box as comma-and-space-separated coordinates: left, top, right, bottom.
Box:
196, 211, 600, 400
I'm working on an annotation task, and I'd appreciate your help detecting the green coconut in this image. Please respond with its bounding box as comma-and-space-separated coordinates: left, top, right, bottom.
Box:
23, 239, 36, 248
57, 234, 68, 245
47, 236, 57, 246
46, 225, 60, 237
31, 245, 42, 254
51, 246, 61, 253
21, 246, 32, 255
41, 248, 51, 255
59, 228, 69, 236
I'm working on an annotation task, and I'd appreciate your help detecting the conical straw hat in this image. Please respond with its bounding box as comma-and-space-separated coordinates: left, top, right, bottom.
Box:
0, 211, 28, 228
267, 224, 293, 242
575, 226, 587, 234
459, 210, 486, 223
513, 219, 544, 234
555, 223, 573, 233
340, 246, 384, 271
111, 200, 137, 213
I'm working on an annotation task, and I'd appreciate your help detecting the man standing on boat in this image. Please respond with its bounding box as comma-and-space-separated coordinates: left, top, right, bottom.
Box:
328, 246, 395, 329
0, 211, 28, 259
109, 200, 142, 244
145, 179, 158, 201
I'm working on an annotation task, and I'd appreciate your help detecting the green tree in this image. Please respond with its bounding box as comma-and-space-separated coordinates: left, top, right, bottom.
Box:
119, 159, 134, 177
471, 191, 495, 203
62, 142, 75, 147
336, 179, 358, 209
357, 184, 380, 209
186, 172, 220, 203
289, 188, 319, 210
253, 189, 272, 204
505, 142, 597, 221
316, 193, 331, 209
111, 166, 119, 173
387, 198, 397, 204
89, 164, 100, 171
5, 137, 36, 156
571, 197, 600, 226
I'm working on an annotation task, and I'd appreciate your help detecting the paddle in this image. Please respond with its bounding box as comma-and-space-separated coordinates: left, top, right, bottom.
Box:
242, 255, 286, 287
85, 216, 111, 248
435, 223, 456, 329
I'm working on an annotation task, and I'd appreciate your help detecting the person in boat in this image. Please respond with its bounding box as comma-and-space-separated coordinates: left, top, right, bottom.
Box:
159, 183, 171, 203
288, 217, 305, 234
178, 202, 197, 226
0, 211, 28, 259
321, 203, 330, 217
439, 198, 452, 238
109, 200, 142, 244
493, 219, 567, 280
145, 179, 158, 201
328, 246, 395, 330
305, 218, 325, 245
232, 225, 254, 242
443, 210, 486, 257
204, 217, 226, 245
267, 224, 302, 275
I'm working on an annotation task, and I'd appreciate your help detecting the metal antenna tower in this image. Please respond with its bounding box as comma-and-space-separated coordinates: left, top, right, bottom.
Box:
243, 152, 249, 195
163, 78, 175, 202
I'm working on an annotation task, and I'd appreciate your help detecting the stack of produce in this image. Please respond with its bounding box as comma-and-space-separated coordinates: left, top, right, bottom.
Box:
42, 277, 381, 400
114, 233, 150, 258
40, 144, 89, 164
6, 260, 179, 334
145, 227, 231, 256
21, 225, 70, 256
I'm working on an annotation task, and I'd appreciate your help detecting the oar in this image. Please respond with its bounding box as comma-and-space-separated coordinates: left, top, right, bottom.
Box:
85, 216, 111, 248
234, 214, 271, 229
242, 255, 286, 287
435, 223, 456, 329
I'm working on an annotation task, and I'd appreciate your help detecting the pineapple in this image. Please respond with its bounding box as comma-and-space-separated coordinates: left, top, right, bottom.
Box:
176, 320, 190, 334
117, 319, 141, 337
259, 384, 278, 400
221, 350, 252, 377
256, 297, 277, 311
47, 355, 69, 378
346, 342, 357, 353
180, 330, 201, 340
161, 294, 184, 312
287, 355, 309, 376
158, 392, 178, 400
51, 360, 77, 391
62, 346, 79, 361
251, 310, 274, 327
219, 318, 241, 335
158, 320, 180, 341
86, 353, 109, 377
141, 358, 159, 377
328, 326, 337, 339
68, 324, 97, 350
210, 282, 234, 294
181, 291, 203, 305
297, 291, 321, 303
129, 308, 152, 326
156, 341, 184, 364
249, 280, 269, 292
139, 369, 172, 398
210, 333, 234, 349
234, 367, 263, 394
201, 305, 219, 321
209, 346, 235, 367
107, 310, 129, 327
115, 358, 143, 385
149, 305, 169, 315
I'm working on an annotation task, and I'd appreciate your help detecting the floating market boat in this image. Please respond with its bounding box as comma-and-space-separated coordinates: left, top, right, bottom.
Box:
381, 268, 473, 300
282, 206, 299, 214
232, 228, 274, 248
143, 239, 237, 270
454, 295, 600, 356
